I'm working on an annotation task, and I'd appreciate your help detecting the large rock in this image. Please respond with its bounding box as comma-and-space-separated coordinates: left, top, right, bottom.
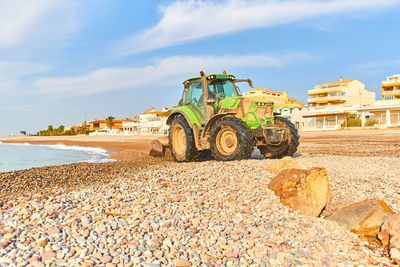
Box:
268, 167, 331, 217
267, 156, 305, 175
378, 212, 400, 264
326, 199, 395, 237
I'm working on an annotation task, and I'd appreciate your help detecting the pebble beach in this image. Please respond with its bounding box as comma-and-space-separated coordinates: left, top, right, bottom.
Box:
1, 129, 400, 266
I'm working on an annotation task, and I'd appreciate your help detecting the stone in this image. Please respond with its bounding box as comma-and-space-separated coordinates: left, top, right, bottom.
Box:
327, 199, 395, 237
37, 240, 47, 247
175, 259, 191, 267
40, 251, 56, 263
46, 227, 60, 236
378, 212, 400, 263
266, 157, 305, 175
100, 255, 112, 264
390, 248, 400, 265
268, 168, 331, 217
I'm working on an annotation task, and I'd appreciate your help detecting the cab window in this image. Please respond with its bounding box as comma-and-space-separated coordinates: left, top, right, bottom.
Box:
188, 82, 203, 103
208, 80, 238, 98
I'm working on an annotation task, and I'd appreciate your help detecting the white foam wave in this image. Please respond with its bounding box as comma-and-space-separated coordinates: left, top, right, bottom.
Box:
0, 142, 115, 163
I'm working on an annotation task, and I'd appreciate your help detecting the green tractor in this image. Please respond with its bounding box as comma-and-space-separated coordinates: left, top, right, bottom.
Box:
151, 71, 299, 162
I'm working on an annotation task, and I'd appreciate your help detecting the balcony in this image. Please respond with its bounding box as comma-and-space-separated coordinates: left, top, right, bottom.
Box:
308, 96, 345, 103
382, 89, 400, 95
308, 87, 342, 95
383, 79, 400, 85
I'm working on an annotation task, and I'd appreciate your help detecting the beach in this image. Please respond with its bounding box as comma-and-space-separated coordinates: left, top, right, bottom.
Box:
1, 129, 400, 265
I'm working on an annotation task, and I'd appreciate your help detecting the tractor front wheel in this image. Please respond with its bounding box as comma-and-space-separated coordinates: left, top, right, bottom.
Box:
210, 117, 254, 161
169, 116, 198, 162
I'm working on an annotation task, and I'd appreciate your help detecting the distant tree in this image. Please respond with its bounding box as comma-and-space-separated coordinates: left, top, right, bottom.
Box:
20, 131, 27, 136
48, 125, 53, 131
106, 116, 115, 129
64, 128, 76, 135
341, 114, 361, 127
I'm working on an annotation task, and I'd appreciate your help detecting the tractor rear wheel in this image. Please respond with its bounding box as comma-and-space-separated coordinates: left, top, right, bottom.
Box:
169, 116, 198, 162
210, 117, 254, 161
259, 116, 299, 158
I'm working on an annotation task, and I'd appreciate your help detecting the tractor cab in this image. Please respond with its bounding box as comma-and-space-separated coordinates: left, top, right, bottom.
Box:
180, 72, 252, 124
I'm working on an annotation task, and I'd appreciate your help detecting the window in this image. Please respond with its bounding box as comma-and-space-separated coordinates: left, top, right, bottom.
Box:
208, 80, 238, 98
188, 82, 203, 103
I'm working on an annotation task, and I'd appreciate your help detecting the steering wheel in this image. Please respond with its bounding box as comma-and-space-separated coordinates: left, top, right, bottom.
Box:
215, 93, 226, 100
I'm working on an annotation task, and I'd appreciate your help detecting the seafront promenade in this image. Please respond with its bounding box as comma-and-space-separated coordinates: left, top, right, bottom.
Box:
0, 129, 400, 265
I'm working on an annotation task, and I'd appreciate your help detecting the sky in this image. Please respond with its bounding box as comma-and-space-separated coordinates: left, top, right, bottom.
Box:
1, 0, 400, 136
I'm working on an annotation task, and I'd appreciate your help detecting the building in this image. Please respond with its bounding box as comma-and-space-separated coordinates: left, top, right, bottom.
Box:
302, 101, 400, 131
358, 100, 400, 127
382, 74, 400, 101
121, 108, 170, 135
243, 88, 306, 128
308, 78, 375, 108
89, 118, 137, 134
89, 119, 123, 131
122, 117, 139, 134
243, 88, 304, 110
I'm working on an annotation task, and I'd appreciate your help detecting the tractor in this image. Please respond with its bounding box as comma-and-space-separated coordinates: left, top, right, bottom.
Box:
150, 71, 299, 162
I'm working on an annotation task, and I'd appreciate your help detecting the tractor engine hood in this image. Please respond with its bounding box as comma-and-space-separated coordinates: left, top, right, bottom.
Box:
219, 97, 274, 128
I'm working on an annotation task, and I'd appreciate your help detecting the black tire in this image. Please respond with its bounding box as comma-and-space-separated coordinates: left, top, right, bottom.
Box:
259, 116, 299, 158
168, 116, 198, 162
210, 117, 254, 161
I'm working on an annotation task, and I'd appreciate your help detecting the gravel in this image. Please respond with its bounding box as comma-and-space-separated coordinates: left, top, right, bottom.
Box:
1, 152, 399, 266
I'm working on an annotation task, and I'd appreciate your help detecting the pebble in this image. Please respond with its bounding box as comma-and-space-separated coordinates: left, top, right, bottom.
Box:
0, 147, 398, 265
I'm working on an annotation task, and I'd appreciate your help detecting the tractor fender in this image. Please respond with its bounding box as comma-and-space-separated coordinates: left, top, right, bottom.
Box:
167, 108, 202, 128
167, 108, 203, 150
202, 113, 236, 138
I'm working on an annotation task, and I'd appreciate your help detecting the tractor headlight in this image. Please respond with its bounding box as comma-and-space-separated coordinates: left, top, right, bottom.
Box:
256, 102, 267, 106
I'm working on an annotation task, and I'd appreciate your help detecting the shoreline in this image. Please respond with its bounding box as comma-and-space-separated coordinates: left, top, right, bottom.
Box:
0, 135, 156, 161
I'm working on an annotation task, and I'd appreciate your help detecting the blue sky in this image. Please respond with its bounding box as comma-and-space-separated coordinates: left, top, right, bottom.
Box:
1, 0, 400, 135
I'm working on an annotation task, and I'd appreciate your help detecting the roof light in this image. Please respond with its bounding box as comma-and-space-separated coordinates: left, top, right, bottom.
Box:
223, 70, 227, 74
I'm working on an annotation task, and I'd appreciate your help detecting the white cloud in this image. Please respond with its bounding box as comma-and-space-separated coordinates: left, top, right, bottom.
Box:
117, 0, 400, 54
34, 52, 311, 96
0, 0, 81, 48
0, 61, 52, 93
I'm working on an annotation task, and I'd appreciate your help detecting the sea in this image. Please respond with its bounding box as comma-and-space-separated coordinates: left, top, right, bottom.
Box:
0, 141, 114, 172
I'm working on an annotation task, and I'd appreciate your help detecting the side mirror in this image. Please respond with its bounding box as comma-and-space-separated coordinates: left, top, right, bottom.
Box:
178, 99, 183, 106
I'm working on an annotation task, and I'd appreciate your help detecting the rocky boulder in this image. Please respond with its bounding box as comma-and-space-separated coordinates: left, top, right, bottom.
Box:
268, 167, 331, 217
326, 199, 395, 237
378, 212, 400, 264
266, 156, 305, 175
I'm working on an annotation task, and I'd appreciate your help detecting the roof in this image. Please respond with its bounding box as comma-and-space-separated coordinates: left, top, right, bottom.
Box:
245, 88, 287, 96
303, 111, 350, 118
121, 118, 138, 122
142, 107, 156, 114
318, 79, 357, 86
184, 73, 235, 83
89, 119, 123, 123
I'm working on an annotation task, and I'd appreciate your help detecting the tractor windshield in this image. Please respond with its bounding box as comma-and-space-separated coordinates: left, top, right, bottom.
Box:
208, 80, 238, 98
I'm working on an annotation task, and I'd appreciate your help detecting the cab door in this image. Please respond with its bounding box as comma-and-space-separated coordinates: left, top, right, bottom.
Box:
187, 81, 205, 125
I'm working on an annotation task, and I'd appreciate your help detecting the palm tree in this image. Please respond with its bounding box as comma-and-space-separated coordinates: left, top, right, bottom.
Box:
106, 116, 115, 129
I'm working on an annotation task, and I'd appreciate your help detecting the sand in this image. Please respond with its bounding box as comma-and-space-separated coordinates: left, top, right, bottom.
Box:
1, 129, 400, 265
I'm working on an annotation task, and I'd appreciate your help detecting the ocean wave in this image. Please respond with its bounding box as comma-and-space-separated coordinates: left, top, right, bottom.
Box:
0, 142, 115, 163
